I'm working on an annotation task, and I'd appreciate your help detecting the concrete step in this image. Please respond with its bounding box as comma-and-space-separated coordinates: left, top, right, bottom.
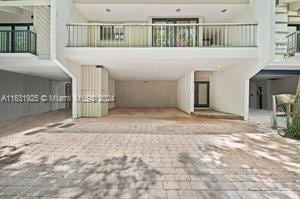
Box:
192, 110, 243, 120
275, 31, 289, 34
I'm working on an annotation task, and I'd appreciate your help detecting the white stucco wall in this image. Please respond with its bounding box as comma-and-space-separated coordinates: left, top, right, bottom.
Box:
248, 0, 275, 76
209, 0, 275, 119
210, 61, 256, 119
51, 0, 88, 118
116, 81, 177, 108
177, 71, 194, 114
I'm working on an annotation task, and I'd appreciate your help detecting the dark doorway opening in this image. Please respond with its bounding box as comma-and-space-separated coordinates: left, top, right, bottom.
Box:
257, 86, 263, 110
195, 81, 210, 108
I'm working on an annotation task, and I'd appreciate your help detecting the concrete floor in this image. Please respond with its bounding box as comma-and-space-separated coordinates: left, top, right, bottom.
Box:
108, 108, 189, 118
0, 108, 72, 138
0, 108, 299, 199
249, 109, 273, 125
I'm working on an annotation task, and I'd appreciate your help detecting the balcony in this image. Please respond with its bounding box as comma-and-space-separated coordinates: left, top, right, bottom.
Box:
66, 23, 258, 48
0, 30, 37, 55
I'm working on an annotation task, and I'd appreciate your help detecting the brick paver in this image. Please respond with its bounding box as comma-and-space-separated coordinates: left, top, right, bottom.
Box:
0, 110, 299, 199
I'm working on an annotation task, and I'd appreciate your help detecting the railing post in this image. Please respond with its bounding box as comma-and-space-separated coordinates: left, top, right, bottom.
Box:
6, 31, 10, 52
34, 33, 37, 55
27, 31, 30, 53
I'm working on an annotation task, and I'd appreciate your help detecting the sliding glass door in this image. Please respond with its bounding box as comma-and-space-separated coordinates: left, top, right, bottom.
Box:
152, 18, 198, 47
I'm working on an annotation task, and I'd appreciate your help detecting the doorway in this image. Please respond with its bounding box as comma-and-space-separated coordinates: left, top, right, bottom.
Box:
257, 86, 263, 110
195, 81, 210, 107
152, 18, 198, 47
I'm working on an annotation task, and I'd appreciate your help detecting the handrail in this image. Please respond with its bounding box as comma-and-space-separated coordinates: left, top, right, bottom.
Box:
0, 30, 37, 54
67, 22, 258, 26
286, 31, 299, 56
66, 23, 258, 48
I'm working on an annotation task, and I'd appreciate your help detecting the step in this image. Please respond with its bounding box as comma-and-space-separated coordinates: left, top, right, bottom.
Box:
275, 21, 288, 24
275, 31, 289, 34
275, 41, 288, 45
192, 110, 243, 120
276, 8, 288, 13
288, 11, 299, 16
276, 11, 288, 14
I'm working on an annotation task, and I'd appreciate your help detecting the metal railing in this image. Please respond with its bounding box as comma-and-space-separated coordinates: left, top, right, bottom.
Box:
0, 30, 37, 54
66, 23, 258, 48
287, 31, 300, 55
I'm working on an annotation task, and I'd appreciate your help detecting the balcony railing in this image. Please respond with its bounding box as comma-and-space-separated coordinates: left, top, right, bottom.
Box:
66, 23, 258, 48
287, 31, 300, 55
0, 30, 37, 54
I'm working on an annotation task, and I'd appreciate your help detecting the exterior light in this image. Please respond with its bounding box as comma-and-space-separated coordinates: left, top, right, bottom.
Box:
217, 65, 222, 68
221, 9, 227, 13
106, 8, 111, 13
176, 8, 181, 12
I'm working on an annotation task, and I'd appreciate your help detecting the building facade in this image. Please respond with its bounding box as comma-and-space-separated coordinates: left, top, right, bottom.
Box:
0, 0, 299, 121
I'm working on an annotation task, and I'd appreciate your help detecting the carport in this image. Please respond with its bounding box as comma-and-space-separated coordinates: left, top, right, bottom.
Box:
249, 70, 300, 124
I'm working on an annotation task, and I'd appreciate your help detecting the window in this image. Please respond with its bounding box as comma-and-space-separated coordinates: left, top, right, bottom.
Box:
101, 25, 124, 40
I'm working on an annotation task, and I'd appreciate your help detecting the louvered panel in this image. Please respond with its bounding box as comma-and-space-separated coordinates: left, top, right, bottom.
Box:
34, 6, 50, 58
81, 65, 102, 118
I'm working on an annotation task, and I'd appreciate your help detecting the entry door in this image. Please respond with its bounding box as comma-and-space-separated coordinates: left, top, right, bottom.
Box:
195, 82, 210, 107
257, 86, 263, 109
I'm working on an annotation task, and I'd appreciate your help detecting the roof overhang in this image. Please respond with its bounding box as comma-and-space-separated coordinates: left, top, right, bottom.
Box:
74, 0, 249, 4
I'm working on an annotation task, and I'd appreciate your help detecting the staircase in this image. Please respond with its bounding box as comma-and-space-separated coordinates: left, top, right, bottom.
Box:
275, 1, 300, 59
275, 2, 289, 59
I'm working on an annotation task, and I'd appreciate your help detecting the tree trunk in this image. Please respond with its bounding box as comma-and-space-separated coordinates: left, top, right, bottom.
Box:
291, 75, 300, 131
297, 76, 300, 94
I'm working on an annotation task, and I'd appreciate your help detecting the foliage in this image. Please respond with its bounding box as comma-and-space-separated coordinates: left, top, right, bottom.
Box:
284, 77, 300, 139
284, 126, 300, 139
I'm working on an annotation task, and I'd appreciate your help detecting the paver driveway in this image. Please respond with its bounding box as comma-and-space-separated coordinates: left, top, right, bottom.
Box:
0, 108, 299, 199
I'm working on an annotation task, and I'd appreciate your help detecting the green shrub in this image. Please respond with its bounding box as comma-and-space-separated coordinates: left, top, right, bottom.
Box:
285, 126, 300, 139
285, 94, 300, 139
291, 94, 300, 128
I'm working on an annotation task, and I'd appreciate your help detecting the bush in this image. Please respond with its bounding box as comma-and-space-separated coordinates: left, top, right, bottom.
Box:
284, 126, 300, 139
292, 94, 300, 128
284, 94, 300, 139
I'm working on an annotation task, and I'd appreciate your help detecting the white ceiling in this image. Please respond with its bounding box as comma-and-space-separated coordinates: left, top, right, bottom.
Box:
65, 51, 256, 81
105, 58, 254, 81
74, 0, 249, 4
0, 54, 70, 81
75, 4, 254, 23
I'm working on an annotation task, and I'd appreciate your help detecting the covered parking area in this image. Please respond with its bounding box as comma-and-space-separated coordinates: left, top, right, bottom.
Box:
249, 69, 300, 124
